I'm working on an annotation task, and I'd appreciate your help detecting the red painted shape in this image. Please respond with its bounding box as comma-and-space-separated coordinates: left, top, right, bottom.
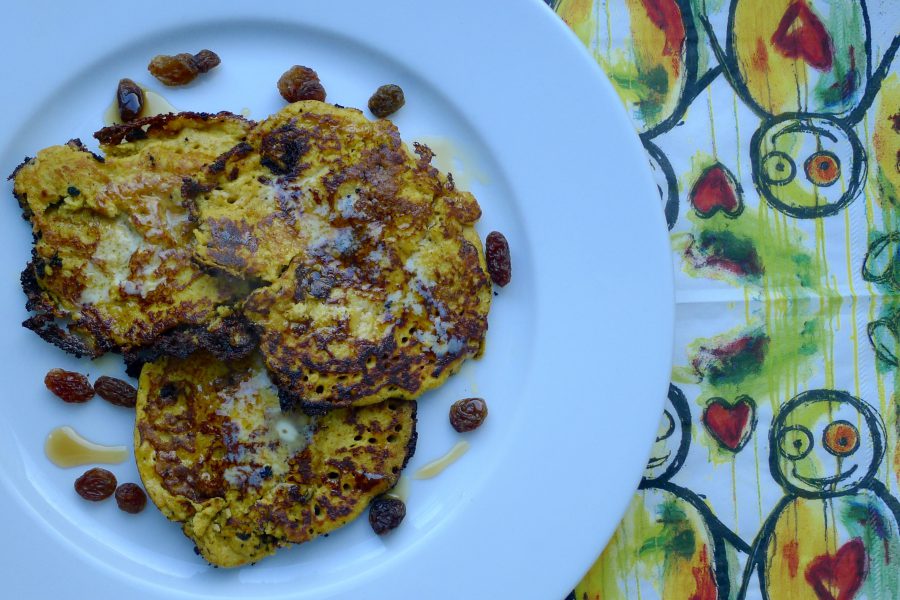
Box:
689, 546, 719, 600
784, 539, 800, 578
771, 0, 834, 71
639, 0, 686, 59
703, 398, 754, 451
690, 163, 743, 217
805, 539, 867, 600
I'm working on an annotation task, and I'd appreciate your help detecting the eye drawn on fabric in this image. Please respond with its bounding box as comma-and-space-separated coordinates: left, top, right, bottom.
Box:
737, 390, 900, 599
702, 395, 757, 452
568, 385, 751, 600
698, 0, 900, 219
551, 0, 725, 229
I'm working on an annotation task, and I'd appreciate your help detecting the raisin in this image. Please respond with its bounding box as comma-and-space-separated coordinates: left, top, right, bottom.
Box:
94, 376, 138, 408
74, 468, 117, 501
116, 78, 144, 122
368, 496, 406, 535
485, 231, 511, 287
191, 49, 221, 73
148, 49, 220, 86
449, 397, 488, 432
45, 368, 94, 403
277, 66, 326, 103
368, 84, 405, 118
115, 483, 147, 513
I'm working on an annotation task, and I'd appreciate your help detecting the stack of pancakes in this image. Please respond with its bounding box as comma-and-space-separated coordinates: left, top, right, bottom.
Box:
11, 102, 492, 566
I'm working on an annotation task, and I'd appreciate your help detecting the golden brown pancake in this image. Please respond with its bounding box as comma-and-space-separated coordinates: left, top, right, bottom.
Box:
135, 351, 417, 567
189, 102, 492, 411
12, 112, 256, 362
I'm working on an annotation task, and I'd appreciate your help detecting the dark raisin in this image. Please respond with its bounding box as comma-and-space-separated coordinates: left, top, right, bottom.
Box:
74, 468, 117, 501
368, 84, 405, 118
449, 397, 488, 432
485, 231, 511, 287
116, 78, 144, 122
67, 185, 81, 197
114, 483, 147, 513
148, 50, 220, 86
277, 66, 326, 103
191, 49, 221, 73
368, 496, 406, 535
94, 376, 138, 408
45, 368, 94, 403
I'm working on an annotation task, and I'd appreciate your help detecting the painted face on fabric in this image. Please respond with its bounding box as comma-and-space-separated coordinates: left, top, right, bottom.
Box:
643, 386, 689, 483
751, 115, 865, 218
772, 390, 884, 496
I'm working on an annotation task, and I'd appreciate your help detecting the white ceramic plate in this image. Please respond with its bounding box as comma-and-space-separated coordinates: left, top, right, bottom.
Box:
0, 1, 673, 598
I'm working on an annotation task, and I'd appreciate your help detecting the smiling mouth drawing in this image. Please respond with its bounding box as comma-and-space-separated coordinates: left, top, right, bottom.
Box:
793, 464, 858, 487
646, 452, 670, 469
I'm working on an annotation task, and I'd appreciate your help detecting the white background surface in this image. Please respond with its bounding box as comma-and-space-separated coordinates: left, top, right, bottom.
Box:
0, 1, 673, 598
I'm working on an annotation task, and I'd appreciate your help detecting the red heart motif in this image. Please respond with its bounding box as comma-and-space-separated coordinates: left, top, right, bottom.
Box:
804, 538, 867, 600
772, 0, 833, 71
702, 396, 755, 451
690, 163, 743, 218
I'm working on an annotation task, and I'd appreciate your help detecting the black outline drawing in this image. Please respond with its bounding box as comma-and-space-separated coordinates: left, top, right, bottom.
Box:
645, 139, 680, 229
566, 385, 750, 600
862, 232, 900, 289
701, 394, 756, 452
689, 161, 745, 219
699, 0, 900, 219
867, 314, 900, 367
737, 389, 900, 599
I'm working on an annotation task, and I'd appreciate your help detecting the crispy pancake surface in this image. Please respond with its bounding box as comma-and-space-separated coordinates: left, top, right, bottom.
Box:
12, 113, 254, 358
135, 352, 417, 567
191, 102, 492, 410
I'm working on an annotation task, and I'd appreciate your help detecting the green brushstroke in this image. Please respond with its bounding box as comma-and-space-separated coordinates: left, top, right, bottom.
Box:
639, 500, 696, 560
600, 52, 670, 125
841, 491, 900, 596
575, 488, 718, 600
684, 308, 826, 400
813, 3, 866, 113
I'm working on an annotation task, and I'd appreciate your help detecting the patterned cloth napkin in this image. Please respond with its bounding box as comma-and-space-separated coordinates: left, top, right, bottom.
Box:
547, 1, 900, 598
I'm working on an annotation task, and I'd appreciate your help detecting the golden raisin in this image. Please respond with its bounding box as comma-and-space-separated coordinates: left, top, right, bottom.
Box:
486, 231, 511, 287
369, 496, 406, 534
94, 376, 137, 408
277, 66, 326, 102
449, 397, 488, 432
45, 369, 94, 403
368, 84, 405, 118
74, 468, 117, 501
116, 78, 144, 122
148, 49, 220, 86
115, 483, 147, 513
